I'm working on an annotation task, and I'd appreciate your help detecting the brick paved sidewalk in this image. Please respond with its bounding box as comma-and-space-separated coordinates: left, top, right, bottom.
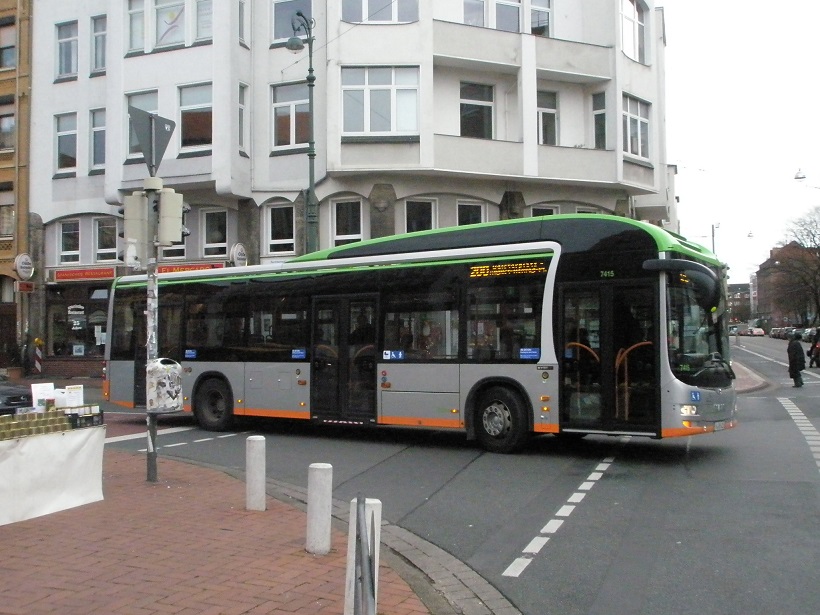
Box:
0, 450, 430, 615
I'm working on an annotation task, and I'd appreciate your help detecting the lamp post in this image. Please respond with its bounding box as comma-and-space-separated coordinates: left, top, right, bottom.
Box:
286, 11, 319, 254
711, 223, 719, 254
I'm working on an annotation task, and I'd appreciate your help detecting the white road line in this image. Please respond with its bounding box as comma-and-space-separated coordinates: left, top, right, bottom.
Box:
777, 398, 820, 473
503, 456, 615, 578
105, 426, 195, 444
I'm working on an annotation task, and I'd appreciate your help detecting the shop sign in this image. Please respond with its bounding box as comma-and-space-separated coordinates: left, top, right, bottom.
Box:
13, 253, 35, 280
230, 243, 248, 267
14, 281, 35, 293
53, 267, 116, 282
157, 262, 225, 274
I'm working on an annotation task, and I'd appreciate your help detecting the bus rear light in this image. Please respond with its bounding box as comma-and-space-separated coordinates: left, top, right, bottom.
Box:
297, 379, 307, 385
381, 382, 391, 389
541, 406, 550, 413
540, 395, 550, 401
300, 402, 306, 407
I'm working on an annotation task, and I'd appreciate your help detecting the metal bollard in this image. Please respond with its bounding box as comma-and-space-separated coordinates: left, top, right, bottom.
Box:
245, 436, 266, 511
306, 463, 333, 554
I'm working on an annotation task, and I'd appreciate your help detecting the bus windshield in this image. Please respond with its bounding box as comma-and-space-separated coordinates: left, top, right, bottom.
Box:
666, 273, 734, 388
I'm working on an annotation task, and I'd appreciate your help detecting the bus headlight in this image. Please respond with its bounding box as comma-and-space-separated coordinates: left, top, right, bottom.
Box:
679, 404, 699, 416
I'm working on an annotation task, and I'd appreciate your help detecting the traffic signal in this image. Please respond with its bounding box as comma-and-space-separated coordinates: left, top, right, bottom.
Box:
119, 191, 149, 268
157, 188, 189, 246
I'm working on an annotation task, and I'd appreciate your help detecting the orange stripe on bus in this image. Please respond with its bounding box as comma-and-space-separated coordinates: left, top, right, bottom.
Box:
662, 421, 737, 438
534, 424, 559, 433
242, 408, 311, 420
378, 416, 463, 429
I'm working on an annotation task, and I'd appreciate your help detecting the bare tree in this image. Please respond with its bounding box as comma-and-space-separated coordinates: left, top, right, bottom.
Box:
777, 207, 820, 325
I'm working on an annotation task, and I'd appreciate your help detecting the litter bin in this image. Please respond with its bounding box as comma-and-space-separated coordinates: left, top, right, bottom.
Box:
146, 358, 183, 413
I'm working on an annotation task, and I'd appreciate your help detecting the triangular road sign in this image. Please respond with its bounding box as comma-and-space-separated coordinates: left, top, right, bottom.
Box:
128, 106, 176, 176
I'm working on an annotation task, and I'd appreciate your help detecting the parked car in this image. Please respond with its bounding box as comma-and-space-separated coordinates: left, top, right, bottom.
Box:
0, 378, 34, 416
749, 327, 765, 336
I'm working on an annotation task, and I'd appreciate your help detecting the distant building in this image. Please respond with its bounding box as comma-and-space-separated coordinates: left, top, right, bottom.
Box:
25, 0, 677, 376
726, 282, 751, 325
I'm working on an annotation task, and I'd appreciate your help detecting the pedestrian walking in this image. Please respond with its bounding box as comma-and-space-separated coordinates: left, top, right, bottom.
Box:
787, 331, 806, 387
809, 330, 820, 368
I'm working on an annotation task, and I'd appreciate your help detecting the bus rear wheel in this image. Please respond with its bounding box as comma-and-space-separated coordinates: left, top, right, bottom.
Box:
194, 378, 234, 431
475, 386, 529, 454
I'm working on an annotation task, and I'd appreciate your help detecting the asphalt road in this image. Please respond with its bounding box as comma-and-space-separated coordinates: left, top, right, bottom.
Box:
104, 341, 820, 615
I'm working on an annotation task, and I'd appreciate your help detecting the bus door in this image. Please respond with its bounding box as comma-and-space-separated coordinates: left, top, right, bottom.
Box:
311, 296, 378, 422
560, 284, 658, 434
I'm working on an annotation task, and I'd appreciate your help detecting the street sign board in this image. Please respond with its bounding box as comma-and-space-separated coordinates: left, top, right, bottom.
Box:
128, 106, 176, 176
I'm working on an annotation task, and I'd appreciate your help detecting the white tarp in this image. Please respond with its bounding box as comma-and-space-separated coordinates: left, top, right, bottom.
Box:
0, 426, 105, 526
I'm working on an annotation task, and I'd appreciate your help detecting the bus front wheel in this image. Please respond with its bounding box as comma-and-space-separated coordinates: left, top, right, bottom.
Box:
194, 378, 234, 431
475, 386, 529, 454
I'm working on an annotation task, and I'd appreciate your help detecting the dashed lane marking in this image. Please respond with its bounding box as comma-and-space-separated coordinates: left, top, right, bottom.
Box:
777, 398, 820, 474
502, 455, 616, 578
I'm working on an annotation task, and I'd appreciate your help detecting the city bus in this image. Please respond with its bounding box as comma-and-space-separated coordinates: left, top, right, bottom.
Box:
104, 214, 737, 453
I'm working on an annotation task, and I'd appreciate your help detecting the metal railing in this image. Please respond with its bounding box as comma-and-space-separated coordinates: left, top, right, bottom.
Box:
353, 494, 376, 615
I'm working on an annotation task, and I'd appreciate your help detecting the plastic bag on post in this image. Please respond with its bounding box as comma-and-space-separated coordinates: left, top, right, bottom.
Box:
146, 358, 183, 413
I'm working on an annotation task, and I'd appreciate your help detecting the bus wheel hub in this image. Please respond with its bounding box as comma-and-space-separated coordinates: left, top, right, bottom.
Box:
483, 402, 510, 437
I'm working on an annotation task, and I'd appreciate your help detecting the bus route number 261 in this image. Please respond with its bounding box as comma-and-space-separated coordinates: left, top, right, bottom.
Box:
600, 270, 615, 278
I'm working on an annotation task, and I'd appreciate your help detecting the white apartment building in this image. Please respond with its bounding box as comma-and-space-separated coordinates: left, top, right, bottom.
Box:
27, 0, 676, 375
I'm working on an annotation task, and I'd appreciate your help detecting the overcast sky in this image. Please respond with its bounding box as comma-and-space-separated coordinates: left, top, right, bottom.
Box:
659, 0, 820, 282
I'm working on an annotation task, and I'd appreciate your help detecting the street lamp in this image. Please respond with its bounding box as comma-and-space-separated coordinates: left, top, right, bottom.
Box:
286, 11, 319, 254
711, 223, 719, 254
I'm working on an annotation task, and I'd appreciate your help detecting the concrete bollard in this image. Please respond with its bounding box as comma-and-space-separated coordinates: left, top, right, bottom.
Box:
306, 463, 333, 554
344, 497, 381, 615
245, 436, 266, 511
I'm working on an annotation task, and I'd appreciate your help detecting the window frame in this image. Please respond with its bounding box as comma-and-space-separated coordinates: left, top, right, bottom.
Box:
59, 219, 81, 264
457, 201, 486, 226
90, 108, 106, 169
531, 205, 557, 217
592, 92, 606, 150
341, 66, 419, 136
55, 112, 78, 172
271, 82, 309, 149
202, 208, 227, 257
128, 0, 145, 52
126, 90, 158, 156
94, 217, 118, 262
179, 83, 213, 150
266, 204, 296, 255
195, 0, 212, 41
622, 94, 650, 160
271, 0, 311, 43
155, 0, 185, 48
0, 103, 14, 151
537, 90, 558, 146
239, 83, 249, 152
333, 200, 363, 246
621, 0, 646, 63
0, 22, 17, 69
405, 199, 437, 233
342, 0, 419, 23
91, 15, 107, 73
531, 0, 550, 37
56, 21, 79, 79
460, 81, 494, 140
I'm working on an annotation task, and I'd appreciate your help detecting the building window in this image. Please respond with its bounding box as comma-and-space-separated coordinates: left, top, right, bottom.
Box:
342, 0, 419, 22
0, 104, 14, 150
239, 0, 247, 43
180, 84, 212, 148
91, 15, 106, 72
531, 205, 556, 217
0, 22, 16, 68
272, 83, 309, 148
56, 113, 77, 171
127, 90, 158, 155
458, 202, 485, 225
95, 218, 118, 261
203, 209, 227, 256
531, 0, 550, 36
60, 220, 81, 263
156, 0, 185, 47
622, 94, 649, 159
272, 0, 311, 42
537, 90, 557, 146
267, 205, 295, 254
239, 83, 248, 151
406, 200, 435, 233
128, 0, 145, 51
464, 0, 484, 26
342, 66, 419, 135
495, 0, 520, 33
90, 109, 106, 168
592, 92, 606, 150
161, 238, 186, 259
57, 21, 78, 78
0, 189, 14, 237
621, 0, 646, 63
196, 0, 212, 40
334, 200, 362, 246
460, 82, 493, 139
